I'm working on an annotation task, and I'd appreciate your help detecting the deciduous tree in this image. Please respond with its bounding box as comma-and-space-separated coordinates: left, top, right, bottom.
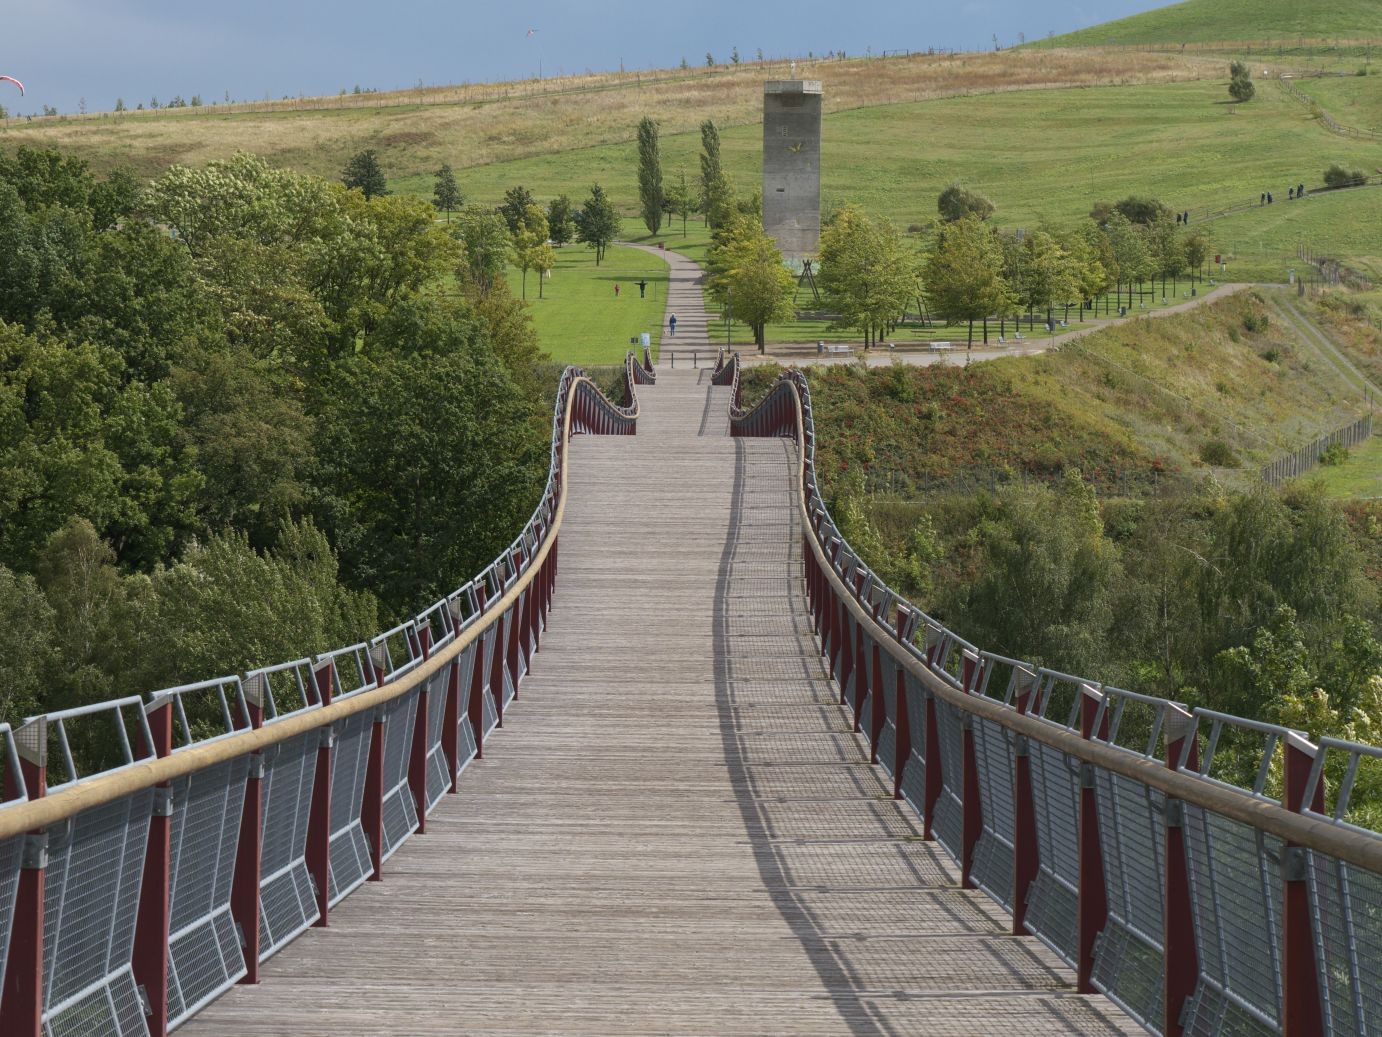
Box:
636, 116, 664, 235
574, 183, 620, 265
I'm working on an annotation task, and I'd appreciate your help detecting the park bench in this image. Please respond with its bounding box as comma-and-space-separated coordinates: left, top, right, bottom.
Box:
825, 343, 853, 356
929, 342, 954, 353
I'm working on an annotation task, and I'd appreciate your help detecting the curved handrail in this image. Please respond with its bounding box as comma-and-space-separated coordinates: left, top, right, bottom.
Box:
730, 368, 1382, 872
0, 359, 644, 839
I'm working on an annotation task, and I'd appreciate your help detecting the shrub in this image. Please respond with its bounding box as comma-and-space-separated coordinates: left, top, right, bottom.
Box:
1243, 311, 1270, 334
1320, 442, 1349, 466
1200, 439, 1241, 467
1324, 164, 1367, 189
1261, 348, 1281, 363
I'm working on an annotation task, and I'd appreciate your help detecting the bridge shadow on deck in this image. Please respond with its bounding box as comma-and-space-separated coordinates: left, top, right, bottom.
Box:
711, 438, 1136, 1036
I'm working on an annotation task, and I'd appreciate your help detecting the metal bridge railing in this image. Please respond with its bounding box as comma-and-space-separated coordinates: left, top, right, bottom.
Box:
721, 353, 1382, 1037
0, 353, 649, 1037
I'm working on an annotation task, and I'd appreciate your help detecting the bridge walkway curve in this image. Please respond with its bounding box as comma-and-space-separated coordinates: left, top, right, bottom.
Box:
183, 369, 1139, 1035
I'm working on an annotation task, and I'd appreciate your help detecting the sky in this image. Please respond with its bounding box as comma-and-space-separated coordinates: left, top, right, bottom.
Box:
1, 0, 1166, 116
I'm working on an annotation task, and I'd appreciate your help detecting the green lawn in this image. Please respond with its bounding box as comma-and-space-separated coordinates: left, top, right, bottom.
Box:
1294, 73, 1382, 134
442, 79, 1382, 285
1310, 435, 1382, 497
514, 243, 669, 365
1045, 0, 1382, 46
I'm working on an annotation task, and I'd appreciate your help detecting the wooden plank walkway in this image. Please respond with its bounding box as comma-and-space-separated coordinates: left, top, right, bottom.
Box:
183, 362, 1141, 1035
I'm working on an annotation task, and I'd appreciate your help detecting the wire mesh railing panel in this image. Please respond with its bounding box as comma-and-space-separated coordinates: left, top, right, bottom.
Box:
970, 715, 1017, 911
379, 692, 421, 862
930, 699, 965, 861
1182, 805, 1284, 1035
899, 677, 928, 819
258, 730, 319, 961
0, 834, 19, 998
42, 790, 154, 1037
326, 712, 373, 907
1311, 852, 1382, 1036
1091, 770, 1167, 1031
1025, 739, 1081, 967
165, 755, 251, 1028
422, 670, 452, 815
481, 678, 499, 739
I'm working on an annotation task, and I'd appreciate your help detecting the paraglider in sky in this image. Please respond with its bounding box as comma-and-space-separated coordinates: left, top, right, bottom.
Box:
0, 76, 23, 96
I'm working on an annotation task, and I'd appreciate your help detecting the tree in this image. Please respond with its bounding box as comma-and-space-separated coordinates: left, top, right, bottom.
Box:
923, 215, 1014, 355
433, 163, 463, 222
705, 52, 715, 67
1184, 228, 1211, 280
456, 204, 512, 293
0, 566, 57, 722
547, 194, 574, 245
513, 202, 550, 299
731, 46, 742, 65
1102, 210, 1152, 307
700, 120, 732, 229
706, 216, 797, 351
1324, 164, 1367, 188
666, 170, 696, 236
816, 204, 920, 349
341, 149, 388, 199
636, 116, 664, 235
498, 185, 535, 234
114, 98, 126, 113
937, 184, 995, 222
1011, 230, 1081, 324
1229, 61, 1256, 102
574, 183, 619, 265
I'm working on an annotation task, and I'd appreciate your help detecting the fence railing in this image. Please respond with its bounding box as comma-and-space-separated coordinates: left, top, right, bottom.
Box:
719, 350, 1382, 1037
0, 352, 649, 1037
1261, 414, 1373, 485
1277, 78, 1382, 142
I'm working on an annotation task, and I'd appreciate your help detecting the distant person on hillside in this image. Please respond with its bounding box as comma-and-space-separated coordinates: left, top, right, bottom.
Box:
614, 283, 620, 298
1288, 186, 1294, 200
1183, 211, 1189, 223
1298, 183, 1305, 197
1267, 191, 1273, 204
668, 313, 678, 337
637, 279, 648, 298
1176, 213, 1182, 225
1260, 192, 1266, 205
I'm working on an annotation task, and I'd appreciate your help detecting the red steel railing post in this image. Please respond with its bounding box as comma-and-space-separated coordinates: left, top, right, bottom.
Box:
1162, 705, 1199, 1037
1, 718, 47, 1037
1282, 735, 1325, 1037
132, 702, 174, 1036
307, 661, 335, 926
1076, 686, 1109, 994
959, 654, 982, 890
468, 626, 488, 760
490, 612, 508, 729
868, 641, 885, 764
362, 652, 387, 880
1011, 669, 1040, 936
442, 602, 465, 790
231, 691, 266, 983
837, 603, 854, 707
851, 624, 867, 733
408, 629, 431, 834
923, 694, 942, 839
892, 611, 911, 801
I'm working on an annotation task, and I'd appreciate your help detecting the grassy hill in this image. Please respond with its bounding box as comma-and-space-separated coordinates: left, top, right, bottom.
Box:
1048, 0, 1382, 47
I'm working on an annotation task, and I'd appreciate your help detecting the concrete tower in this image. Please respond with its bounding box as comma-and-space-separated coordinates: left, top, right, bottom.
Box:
762, 79, 822, 263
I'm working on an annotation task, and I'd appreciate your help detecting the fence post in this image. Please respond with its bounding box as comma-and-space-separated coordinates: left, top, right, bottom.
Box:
959, 653, 982, 890
363, 649, 388, 881
0, 718, 46, 1037
132, 701, 174, 1036
1162, 705, 1199, 1037
1011, 668, 1039, 936
893, 611, 911, 801
1282, 734, 1325, 1037
442, 602, 464, 789
307, 661, 335, 926
1076, 685, 1109, 994
231, 686, 266, 982
851, 623, 868, 733
868, 641, 885, 764
408, 629, 431, 834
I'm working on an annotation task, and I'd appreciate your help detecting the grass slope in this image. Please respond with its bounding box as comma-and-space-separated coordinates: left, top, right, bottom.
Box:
1049, 0, 1382, 46
462, 79, 1380, 282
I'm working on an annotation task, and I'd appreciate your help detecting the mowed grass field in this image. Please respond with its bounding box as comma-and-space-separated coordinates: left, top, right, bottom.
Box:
1308, 435, 1382, 498
1047, 0, 1382, 46
510, 243, 669, 364
447, 78, 1382, 283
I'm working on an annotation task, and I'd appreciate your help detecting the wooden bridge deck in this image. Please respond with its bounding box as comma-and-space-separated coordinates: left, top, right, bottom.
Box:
184, 345, 1140, 1033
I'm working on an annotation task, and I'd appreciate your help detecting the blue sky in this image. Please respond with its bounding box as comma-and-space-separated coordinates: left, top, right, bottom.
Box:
2, 0, 1165, 115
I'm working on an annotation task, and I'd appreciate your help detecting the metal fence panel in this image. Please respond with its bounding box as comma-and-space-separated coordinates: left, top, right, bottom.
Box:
0, 832, 23, 1001
42, 790, 154, 1037
379, 690, 421, 863
165, 755, 251, 1029
930, 699, 964, 861
899, 676, 927, 818
1181, 805, 1283, 1036
1311, 851, 1382, 1036
969, 715, 1016, 912
422, 670, 452, 815
258, 731, 319, 962
1091, 771, 1166, 1031
1025, 740, 1081, 968
326, 712, 373, 907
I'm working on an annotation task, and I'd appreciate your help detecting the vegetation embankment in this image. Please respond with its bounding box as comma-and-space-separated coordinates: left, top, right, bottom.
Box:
0, 150, 558, 738
1044, 0, 1382, 47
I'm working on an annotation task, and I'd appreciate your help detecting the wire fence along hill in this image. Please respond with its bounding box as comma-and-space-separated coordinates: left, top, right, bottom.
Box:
1261, 413, 1374, 485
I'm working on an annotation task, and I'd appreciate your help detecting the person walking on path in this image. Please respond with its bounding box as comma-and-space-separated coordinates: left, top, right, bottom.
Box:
614, 283, 620, 298
668, 313, 678, 337
637, 279, 648, 298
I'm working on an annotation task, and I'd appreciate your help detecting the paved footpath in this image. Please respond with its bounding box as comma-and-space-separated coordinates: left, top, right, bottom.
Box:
184, 356, 1140, 1035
